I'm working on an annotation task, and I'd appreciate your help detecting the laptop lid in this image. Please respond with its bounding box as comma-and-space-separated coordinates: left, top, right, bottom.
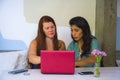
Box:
41, 50, 75, 74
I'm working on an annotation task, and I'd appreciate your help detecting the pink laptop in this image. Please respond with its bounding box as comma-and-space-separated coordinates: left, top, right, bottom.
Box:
40, 50, 75, 74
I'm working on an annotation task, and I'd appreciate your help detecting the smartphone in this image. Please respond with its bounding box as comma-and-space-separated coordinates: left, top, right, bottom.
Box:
8, 69, 28, 74
78, 71, 93, 75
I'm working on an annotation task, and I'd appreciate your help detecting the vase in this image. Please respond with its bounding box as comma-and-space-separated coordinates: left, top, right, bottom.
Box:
94, 62, 100, 77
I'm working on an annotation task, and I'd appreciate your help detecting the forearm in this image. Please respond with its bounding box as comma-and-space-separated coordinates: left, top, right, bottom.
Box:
28, 55, 41, 64
75, 55, 96, 67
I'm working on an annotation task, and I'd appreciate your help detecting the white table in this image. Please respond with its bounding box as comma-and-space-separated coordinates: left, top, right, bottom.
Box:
0, 67, 120, 80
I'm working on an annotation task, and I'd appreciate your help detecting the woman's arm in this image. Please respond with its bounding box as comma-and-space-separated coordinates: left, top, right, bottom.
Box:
28, 40, 40, 64
75, 54, 96, 67
75, 38, 100, 67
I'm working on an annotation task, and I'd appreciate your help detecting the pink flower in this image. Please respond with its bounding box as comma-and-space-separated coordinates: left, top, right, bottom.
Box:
91, 49, 107, 63
91, 49, 101, 55
92, 49, 107, 77
100, 51, 107, 56
91, 49, 107, 56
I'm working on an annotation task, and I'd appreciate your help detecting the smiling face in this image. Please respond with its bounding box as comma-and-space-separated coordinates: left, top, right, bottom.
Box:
71, 25, 83, 41
43, 22, 55, 39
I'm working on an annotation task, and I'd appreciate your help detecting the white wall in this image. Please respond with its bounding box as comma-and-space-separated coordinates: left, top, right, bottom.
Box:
0, 0, 96, 48
0, 0, 37, 47
24, 0, 96, 31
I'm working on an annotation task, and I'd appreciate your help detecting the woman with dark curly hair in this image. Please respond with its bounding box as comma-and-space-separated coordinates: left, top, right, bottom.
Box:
67, 16, 100, 67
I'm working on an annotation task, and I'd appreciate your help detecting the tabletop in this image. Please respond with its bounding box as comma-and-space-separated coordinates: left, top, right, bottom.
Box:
0, 67, 120, 80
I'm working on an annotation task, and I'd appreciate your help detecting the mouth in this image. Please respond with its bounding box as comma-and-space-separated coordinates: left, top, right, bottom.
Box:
73, 37, 77, 39
49, 33, 54, 35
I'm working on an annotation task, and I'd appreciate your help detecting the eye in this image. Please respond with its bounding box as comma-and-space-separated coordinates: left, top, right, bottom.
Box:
45, 27, 49, 30
75, 29, 79, 32
51, 26, 55, 29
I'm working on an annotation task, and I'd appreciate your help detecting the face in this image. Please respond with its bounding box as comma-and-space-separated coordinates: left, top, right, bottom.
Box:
43, 22, 55, 39
71, 25, 83, 41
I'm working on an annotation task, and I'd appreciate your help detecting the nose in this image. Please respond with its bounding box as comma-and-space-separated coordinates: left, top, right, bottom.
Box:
49, 27, 53, 31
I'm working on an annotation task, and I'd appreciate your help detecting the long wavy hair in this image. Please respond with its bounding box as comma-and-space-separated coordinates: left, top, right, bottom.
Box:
35, 16, 59, 53
69, 16, 95, 56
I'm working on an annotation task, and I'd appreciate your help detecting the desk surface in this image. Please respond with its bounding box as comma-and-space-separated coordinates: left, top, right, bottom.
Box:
1, 67, 120, 80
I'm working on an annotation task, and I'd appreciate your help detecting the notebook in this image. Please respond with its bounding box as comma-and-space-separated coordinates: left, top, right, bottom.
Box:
40, 50, 75, 74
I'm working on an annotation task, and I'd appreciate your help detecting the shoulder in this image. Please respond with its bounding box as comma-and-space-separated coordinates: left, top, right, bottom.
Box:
91, 38, 99, 44
29, 39, 37, 52
67, 40, 77, 49
58, 40, 66, 50
58, 40, 66, 47
91, 38, 100, 50
69, 41, 75, 45
58, 40, 65, 44
68, 40, 77, 46
30, 39, 37, 46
